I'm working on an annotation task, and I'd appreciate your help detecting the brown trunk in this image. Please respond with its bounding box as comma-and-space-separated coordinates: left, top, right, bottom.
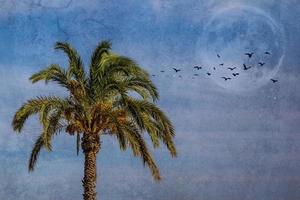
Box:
82, 134, 100, 200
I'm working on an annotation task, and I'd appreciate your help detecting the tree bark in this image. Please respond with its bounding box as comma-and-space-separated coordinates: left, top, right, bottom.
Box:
82, 134, 100, 200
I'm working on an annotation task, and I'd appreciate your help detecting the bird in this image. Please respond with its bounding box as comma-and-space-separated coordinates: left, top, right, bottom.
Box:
258, 62, 265, 66
270, 79, 278, 83
227, 67, 236, 71
217, 54, 221, 58
265, 51, 271, 55
221, 77, 231, 81
213, 67, 216, 70
152, 74, 156, 77
194, 66, 202, 70
245, 52, 254, 58
243, 64, 252, 70
160, 70, 165, 73
193, 74, 199, 76
173, 68, 181, 73
206, 72, 211, 76
232, 73, 239, 77
219, 63, 224, 66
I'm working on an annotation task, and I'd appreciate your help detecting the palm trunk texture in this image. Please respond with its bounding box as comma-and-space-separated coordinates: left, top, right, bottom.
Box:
82, 134, 100, 200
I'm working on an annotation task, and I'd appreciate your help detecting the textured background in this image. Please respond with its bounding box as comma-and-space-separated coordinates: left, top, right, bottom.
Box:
0, 0, 299, 199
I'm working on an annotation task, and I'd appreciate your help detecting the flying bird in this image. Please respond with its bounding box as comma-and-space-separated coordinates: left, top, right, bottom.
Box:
160, 70, 165, 73
232, 73, 239, 77
258, 62, 265, 66
206, 72, 211, 76
152, 74, 156, 77
265, 51, 271, 55
243, 64, 252, 70
213, 67, 216, 70
194, 66, 202, 70
217, 54, 221, 58
245, 52, 254, 58
227, 67, 236, 71
173, 68, 181, 73
270, 79, 278, 83
193, 74, 199, 76
221, 77, 231, 81
219, 63, 224, 66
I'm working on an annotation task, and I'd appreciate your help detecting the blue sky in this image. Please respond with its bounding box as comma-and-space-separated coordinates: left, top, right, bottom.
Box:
0, 0, 300, 199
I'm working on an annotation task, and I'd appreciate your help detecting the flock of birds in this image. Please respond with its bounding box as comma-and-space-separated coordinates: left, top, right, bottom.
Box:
151, 51, 279, 83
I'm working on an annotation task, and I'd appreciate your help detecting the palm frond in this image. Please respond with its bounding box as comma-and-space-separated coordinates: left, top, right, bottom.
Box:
41, 110, 63, 151
89, 40, 112, 95
123, 122, 161, 181
106, 111, 128, 151
121, 97, 177, 157
55, 42, 86, 82
101, 76, 159, 101
29, 64, 69, 88
28, 135, 44, 172
90, 40, 111, 69
90, 54, 151, 99
12, 96, 67, 133
77, 133, 80, 155
101, 55, 150, 79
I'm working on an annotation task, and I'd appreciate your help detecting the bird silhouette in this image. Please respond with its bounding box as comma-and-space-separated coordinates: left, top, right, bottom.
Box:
227, 67, 236, 71
258, 62, 265, 66
173, 68, 181, 73
194, 66, 202, 70
207, 72, 211, 76
270, 79, 278, 83
221, 77, 231, 81
217, 54, 221, 58
193, 74, 199, 76
245, 52, 254, 58
160, 70, 165, 73
213, 67, 216, 70
243, 64, 252, 70
152, 74, 156, 77
219, 63, 224, 66
232, 73, 239, 77
265, 51, 271, 55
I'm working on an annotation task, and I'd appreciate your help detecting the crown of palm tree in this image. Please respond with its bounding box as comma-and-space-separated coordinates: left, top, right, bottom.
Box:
12, 41, 176, 181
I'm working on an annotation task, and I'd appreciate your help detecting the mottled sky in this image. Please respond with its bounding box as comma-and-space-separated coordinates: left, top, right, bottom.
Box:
0, 0, 300, 199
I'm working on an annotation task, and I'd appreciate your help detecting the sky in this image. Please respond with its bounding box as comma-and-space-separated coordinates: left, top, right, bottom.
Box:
0, 0, 300, 199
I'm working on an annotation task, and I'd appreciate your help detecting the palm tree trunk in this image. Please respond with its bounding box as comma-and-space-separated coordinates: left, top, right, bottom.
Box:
82, 134, 100, 200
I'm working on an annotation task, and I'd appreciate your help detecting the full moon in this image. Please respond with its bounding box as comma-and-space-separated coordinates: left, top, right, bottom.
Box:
196, 6, 285, 91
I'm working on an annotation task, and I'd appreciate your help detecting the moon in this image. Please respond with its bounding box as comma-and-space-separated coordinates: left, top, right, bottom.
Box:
196, 6, 285, 92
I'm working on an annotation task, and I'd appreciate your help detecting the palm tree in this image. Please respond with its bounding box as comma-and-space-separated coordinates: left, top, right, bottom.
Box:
12, 41, 177, 200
